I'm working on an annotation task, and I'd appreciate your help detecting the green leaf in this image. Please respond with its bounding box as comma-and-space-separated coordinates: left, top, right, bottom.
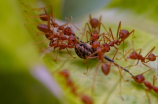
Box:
1, 0, 158, 104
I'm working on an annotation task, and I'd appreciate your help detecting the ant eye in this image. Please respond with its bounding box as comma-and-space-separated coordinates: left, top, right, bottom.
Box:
64, 33, 66, 35
91, 34, 92, 36
98, 37, 99, 39
72, 39, 74, 41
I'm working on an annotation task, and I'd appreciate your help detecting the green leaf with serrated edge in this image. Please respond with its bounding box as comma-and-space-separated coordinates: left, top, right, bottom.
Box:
1, 0, 158, 104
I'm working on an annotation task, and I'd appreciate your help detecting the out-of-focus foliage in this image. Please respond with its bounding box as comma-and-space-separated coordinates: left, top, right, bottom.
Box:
108, 0, 158, 21
0, 0, 158, 104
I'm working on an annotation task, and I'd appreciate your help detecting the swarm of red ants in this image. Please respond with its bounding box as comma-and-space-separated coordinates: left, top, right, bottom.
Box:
24, 5, 158, 104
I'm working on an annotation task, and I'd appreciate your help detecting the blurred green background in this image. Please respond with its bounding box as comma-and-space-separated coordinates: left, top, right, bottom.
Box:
0, 0, 158, 104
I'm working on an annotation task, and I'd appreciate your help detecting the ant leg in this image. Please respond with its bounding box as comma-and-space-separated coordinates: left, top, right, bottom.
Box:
82, 23, 91, 41
24, 21, 47, 25
34, 38, 49, 45
144, 90, 151, 104
100, 23, 109, 37
54, 47, 59, 61
124, 60, 139, 68
119, 78, 124, 100
33, 35, 56, 45
116, 48, 133, 60
99, 33, 111, 43
144, 46, 156, 59
84, 57, 89, 74
157, 60, 158, 76
89, 14, 92, 22
24, 24, 47, 36
131, 30, 135, 49
24, 10, 49, 20
39, 46, 53, 52
98, 16, 102, 33
141, 63, 151, 75
116, 21, 121, 39
71, 16, 80, 31
65, 47, 76, 59
91, 62, 101, 94
109, 27, 115, 41
153, 75, 157, 86
32, 5, 52, 11
112, 46, 118, 60
115, 65, 129, 82
122, 40, 125, 61
122, 30, 135, 41
86, 30, 91, 42
84, 56, 99, 74
65, 17, 80, 31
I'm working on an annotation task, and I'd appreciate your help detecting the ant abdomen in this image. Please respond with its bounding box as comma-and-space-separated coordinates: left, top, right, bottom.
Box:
101, 63, 110, 75
37, 24, 51, 33
147, 53, 156, 61
119, 29, 129, 39
90, 18, 99, 28
39, 14, 49, 21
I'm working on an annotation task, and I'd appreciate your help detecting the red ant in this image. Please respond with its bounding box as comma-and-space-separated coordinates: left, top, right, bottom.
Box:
103, 21, 134, 60
84, 14, 102, 34
40, 35, 78, 61
80, 94, 93, 104
59, 69, 93, 104
120, 46, 158, 75
58, 69, 78, 96
81, 14, 109, 42
132, 74, 158, 104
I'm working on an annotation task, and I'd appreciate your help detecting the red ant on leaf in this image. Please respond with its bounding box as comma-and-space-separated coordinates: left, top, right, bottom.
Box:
58, 69, 93, 104
120, 46, 158, 75
103, 21, 135, 60
132, 74, 158, 104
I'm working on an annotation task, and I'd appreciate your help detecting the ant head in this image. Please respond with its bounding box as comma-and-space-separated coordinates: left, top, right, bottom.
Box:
127, 51, 138, 59
68, 35, 78, 44
90, 33, 99, 41
132, 74, 145, 83
91, 41, 100, 49
90, 18, 99, 28
146, 53, 156, 61
101, 63, 110, 75
39, 14, 48, 21
119, 29, 129, 40
64, 27, 73, 36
